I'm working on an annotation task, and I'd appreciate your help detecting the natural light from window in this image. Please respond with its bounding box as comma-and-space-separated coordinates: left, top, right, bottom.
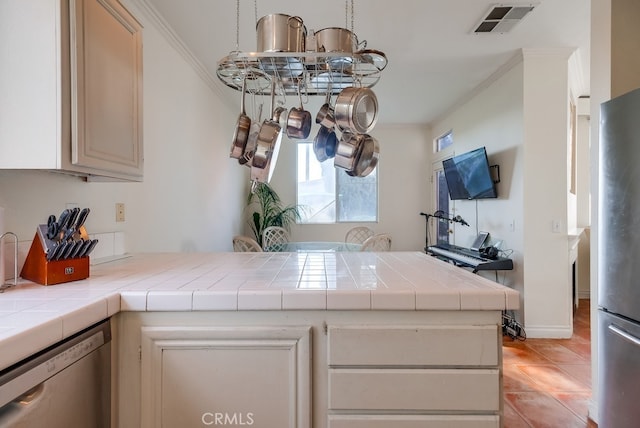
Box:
297, 142, 377, 224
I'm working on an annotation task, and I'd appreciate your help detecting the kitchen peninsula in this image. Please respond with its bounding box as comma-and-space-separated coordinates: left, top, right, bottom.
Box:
0, 252, 518, 428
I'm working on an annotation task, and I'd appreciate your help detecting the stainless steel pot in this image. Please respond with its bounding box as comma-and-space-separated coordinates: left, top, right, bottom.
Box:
334, 130, 363, 172
315, 27, 358, 53
347, 133, 379, 177
315, 88, 335, 129
257, 14, 306, 52
286, 83, 311, 139
334, 86, 378, 134
315, 27, 366, 70
229, 77, 251, 160
251, 81, 283, 183
313, 125, 338, 162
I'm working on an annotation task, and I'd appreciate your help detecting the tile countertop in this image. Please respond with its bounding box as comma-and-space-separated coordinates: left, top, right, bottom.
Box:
0, 251, 519, 371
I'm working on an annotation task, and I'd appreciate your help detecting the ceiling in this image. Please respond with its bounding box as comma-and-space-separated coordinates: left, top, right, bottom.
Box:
141, 0, 591, 125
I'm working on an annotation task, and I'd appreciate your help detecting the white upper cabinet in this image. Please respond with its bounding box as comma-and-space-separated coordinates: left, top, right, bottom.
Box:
0, 0, 143, 181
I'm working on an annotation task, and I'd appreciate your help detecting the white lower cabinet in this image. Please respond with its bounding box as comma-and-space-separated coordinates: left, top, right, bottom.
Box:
115, 311, 503, 428
327, 325, 501, 428
139, 326, 311, 428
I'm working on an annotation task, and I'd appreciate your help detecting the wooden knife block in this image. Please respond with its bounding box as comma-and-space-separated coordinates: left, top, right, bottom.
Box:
20, 232, 89, 286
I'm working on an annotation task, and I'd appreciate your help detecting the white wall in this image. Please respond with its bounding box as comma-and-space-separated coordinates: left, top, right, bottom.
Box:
522, 49, 574, 338
431, 59, 525, 298
269, 124, 432, 251
0, 1, 246, 267
430, 50, 582, 338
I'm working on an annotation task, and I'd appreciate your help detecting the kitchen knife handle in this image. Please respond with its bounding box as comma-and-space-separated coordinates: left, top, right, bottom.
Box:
75, 208, 90, 229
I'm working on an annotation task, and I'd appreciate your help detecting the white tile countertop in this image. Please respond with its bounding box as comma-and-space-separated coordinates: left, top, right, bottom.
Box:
0, 251, 518, 370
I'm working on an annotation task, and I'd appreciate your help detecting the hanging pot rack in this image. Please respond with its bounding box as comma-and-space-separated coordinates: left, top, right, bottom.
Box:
216, 0, 387, 97
217, 50, 387, 97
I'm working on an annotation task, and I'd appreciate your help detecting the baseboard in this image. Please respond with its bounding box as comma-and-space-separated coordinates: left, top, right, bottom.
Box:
578, 290, 591, 300
523, 325, 573, 339
588, 399, 599, 426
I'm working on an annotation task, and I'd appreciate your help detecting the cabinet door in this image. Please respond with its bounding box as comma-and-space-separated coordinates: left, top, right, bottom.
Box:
140, 326, 311, 428
69, 0, 143, 178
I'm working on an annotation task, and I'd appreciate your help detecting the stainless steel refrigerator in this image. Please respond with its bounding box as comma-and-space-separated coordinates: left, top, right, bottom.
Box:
598, 87, 640, 428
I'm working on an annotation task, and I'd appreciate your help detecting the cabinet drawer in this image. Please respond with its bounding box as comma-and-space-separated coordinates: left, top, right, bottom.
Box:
329, 368, 500, 411
328, 414, 499, 428
328, 325, 498, 366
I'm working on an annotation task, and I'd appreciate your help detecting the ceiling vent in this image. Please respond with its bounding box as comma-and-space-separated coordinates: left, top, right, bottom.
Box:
472, 3, 537, 34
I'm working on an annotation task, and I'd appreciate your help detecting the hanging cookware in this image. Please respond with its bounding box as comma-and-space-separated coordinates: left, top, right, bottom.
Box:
334, 86, 378, 134
315, 27, 366, 70
251, 80, 283, 183
272, 98, 288, 129
286, 82, 312, 139
256, 14, 306, 52
347, 133, 379, 177
313, 125, 338, 163
334, 130, 364, 172
256, 14, 306, 78
229, 76, 251, 160
315, 84, 336, 129
240, 103, 262, 166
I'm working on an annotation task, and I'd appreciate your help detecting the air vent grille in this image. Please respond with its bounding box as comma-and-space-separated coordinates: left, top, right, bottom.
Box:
473, 4, 536, 34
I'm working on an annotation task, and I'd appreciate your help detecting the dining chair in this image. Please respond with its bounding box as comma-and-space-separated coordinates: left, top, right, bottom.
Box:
232, 235, 263, 252
344, 226, 375, 244
360, 233, 392, 252
262, 226, 291, 252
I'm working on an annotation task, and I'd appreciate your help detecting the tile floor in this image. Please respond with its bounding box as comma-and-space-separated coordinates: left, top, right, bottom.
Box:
503, 299, 598, 427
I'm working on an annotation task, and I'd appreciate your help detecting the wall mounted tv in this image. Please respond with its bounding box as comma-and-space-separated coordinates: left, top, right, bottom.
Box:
442, 146, 498, 200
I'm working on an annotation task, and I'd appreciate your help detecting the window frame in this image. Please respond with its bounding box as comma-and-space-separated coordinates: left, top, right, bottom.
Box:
296, 141, 378, 224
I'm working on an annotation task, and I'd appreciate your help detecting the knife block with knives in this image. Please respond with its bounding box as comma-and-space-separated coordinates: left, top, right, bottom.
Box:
20, 208, 98, 285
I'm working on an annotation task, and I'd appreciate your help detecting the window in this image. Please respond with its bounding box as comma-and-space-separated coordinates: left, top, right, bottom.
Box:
297, 142, 377, 223
436, 130, 453, 152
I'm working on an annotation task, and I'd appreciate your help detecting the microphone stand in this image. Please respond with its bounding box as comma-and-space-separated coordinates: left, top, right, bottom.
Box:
420, 211, 469, 252
419, 212, 431, 252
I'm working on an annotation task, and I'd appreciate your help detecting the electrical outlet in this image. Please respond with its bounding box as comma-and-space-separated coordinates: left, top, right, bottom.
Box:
116, 203, 125, 222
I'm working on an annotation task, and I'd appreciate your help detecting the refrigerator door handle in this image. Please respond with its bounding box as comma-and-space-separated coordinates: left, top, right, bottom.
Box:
609, 324, 640, 347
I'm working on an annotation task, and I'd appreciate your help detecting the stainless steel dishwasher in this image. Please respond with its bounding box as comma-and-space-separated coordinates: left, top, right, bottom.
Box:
0, 319, 111, 427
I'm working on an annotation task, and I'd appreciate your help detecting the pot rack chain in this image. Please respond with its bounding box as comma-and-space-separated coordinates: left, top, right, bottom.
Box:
346, 0, 355, 34
235, 0, 240, 51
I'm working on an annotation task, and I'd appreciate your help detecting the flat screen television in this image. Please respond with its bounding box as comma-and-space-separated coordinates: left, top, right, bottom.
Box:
442, 147, 498, 200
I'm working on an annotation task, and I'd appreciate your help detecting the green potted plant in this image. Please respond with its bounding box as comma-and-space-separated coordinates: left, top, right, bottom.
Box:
246, 182, 303, 247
